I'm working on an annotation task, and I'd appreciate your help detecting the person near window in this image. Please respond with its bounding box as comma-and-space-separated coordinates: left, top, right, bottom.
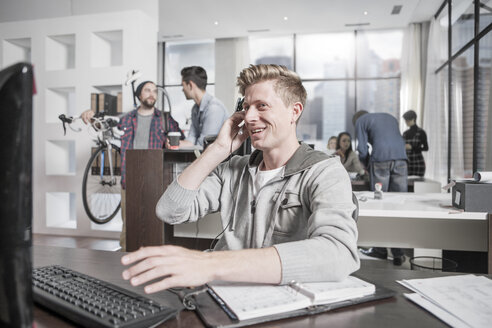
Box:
120, 64, 359, 292
81, 81, 184, 250
335, 132, 365, 176
402, 110, 428, 177
327, 136, 337, 151
352, 110, 408, 265
178, 66, 229, 148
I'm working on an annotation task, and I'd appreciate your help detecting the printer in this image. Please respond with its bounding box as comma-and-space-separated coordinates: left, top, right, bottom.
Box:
452, 181, 492, 213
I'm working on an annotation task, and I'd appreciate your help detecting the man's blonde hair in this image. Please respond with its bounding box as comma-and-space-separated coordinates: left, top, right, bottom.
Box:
237, 64, 307, 107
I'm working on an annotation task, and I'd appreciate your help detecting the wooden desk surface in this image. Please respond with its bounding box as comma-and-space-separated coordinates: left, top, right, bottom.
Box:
32, 245, 471, 328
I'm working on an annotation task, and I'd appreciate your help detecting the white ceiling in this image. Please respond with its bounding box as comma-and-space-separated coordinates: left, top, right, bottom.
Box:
158, 0, 444, 41
0, 0, 445, 41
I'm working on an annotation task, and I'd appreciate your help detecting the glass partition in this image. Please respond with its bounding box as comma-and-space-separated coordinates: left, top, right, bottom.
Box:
451, 0, 475, 55
164, 40, 215, 85
356, 30, 403, 78
451, 46, 474, 177
300, 81, 355, 142
478, 30, 492, 170
296, 33, 355, 79
249, 36, 294, 70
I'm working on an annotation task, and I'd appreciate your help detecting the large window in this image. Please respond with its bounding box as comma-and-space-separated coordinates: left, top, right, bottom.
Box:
478, 30, 492, 171
249, 36, 294, 70
162, 40, 215, 133
163, 31, 404, 150
432, 0, 492, 180
250, 30, 403, 146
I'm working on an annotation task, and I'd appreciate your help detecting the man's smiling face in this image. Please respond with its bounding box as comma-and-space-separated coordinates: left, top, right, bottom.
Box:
243, 80, 294, 151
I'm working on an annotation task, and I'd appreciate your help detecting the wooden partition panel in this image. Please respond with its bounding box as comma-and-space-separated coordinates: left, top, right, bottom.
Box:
126, 149, 202, 252
126, 150, 166, 251
489, 213, 492, 274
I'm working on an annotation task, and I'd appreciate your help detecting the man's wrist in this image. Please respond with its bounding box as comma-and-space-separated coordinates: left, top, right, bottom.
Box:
203, 141, 232, 162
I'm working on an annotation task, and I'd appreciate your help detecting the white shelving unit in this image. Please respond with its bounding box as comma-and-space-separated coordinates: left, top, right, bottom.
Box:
91, 30, 123, 68
0, 11, 157, 238
46, 34, 76, 71
45, 140, 76, 176
46, 192, 77, 229
45, 87, 76, 122
2, 38, 31, 67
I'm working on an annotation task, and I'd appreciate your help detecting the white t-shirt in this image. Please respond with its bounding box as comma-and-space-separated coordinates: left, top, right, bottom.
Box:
252, 162, 285, 197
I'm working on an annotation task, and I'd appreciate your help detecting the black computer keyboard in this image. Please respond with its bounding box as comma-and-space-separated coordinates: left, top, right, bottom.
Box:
33, 265, 178, 328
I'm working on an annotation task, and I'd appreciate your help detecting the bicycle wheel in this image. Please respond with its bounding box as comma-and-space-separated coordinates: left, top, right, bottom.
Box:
82, 145, 121, 224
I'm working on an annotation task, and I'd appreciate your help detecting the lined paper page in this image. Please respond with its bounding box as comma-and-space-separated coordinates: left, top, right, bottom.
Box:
399, 274, 492, 328
208, 283, 310, 321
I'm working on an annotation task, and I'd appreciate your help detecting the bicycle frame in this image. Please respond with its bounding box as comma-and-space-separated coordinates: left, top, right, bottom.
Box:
60, 113, 122, 224
99, 140, 118, 186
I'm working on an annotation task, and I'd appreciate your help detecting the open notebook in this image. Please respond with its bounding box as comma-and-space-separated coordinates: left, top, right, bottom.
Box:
208, 276, 376, 321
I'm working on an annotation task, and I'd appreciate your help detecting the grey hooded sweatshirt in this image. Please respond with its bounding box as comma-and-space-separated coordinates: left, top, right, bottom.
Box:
156, 143, 360, 284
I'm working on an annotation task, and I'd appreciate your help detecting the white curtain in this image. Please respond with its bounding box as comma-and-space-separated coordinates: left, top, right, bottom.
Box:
422, 18, 464, 186
400, 23, 423, 130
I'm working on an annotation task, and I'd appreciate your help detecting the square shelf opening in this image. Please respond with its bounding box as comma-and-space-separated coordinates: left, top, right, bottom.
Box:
2, 38, 31, 67
46, 192, 77, 229
91, 30, 123, 67
45, 87, 76, 123
93, 84, 122, 96
46, 34, 76, 70
45, 140, 76, 175
91, 85, 123, 114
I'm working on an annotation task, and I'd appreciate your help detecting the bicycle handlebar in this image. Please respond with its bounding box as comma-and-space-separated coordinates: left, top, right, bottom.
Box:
58, 114, 77, 135
58, 113, 122, 137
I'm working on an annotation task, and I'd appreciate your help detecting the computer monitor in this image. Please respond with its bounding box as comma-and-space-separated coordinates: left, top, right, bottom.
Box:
0, 62, 33, 327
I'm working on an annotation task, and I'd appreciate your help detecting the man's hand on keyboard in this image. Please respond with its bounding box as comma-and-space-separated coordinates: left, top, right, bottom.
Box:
122, 244, 282, 293
121, 245, 216, 293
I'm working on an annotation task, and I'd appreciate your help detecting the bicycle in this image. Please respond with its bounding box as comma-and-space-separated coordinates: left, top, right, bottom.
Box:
59, 113, 123, 224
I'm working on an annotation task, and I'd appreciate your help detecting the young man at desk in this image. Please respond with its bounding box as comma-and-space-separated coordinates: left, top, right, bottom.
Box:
121, 64, 359, 293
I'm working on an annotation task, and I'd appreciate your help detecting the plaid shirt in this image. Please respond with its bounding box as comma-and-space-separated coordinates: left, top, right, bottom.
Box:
119, 108, 183, 188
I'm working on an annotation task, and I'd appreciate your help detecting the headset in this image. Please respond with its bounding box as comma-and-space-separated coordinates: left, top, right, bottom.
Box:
235, 97, 245, 135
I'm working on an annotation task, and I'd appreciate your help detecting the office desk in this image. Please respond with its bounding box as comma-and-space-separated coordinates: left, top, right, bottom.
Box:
356, 192, 491, 273
351, 177, 424, 192
33, 245, 471, 328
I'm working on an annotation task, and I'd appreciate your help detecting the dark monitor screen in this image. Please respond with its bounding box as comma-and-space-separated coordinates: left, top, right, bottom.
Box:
0, 62, 33, 327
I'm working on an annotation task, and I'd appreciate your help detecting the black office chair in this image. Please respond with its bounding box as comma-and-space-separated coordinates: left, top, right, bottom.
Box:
203, 135, 217, 150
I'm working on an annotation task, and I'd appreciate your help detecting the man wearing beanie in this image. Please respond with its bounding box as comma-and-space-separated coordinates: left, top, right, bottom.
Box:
81, 81, 184, 250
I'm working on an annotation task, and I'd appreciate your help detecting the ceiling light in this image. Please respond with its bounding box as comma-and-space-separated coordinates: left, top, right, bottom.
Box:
284, 16, 288, 21
247, 28, 270, 33
214, 21, 219, 25
345, 23, 370, 27
391, 5, 402, 15
363, 11, 368, 15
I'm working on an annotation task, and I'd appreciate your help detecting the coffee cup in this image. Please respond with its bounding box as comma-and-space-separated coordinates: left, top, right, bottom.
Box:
167, 132, 181, 149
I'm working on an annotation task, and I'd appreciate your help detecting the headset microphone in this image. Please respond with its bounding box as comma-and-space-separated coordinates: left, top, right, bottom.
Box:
235, 97, 245, 135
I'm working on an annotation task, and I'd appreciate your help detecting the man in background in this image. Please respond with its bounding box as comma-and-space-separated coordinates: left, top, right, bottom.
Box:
179, 66, 228, 147
353, 110, 408, 265
81, 81, 184, 250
